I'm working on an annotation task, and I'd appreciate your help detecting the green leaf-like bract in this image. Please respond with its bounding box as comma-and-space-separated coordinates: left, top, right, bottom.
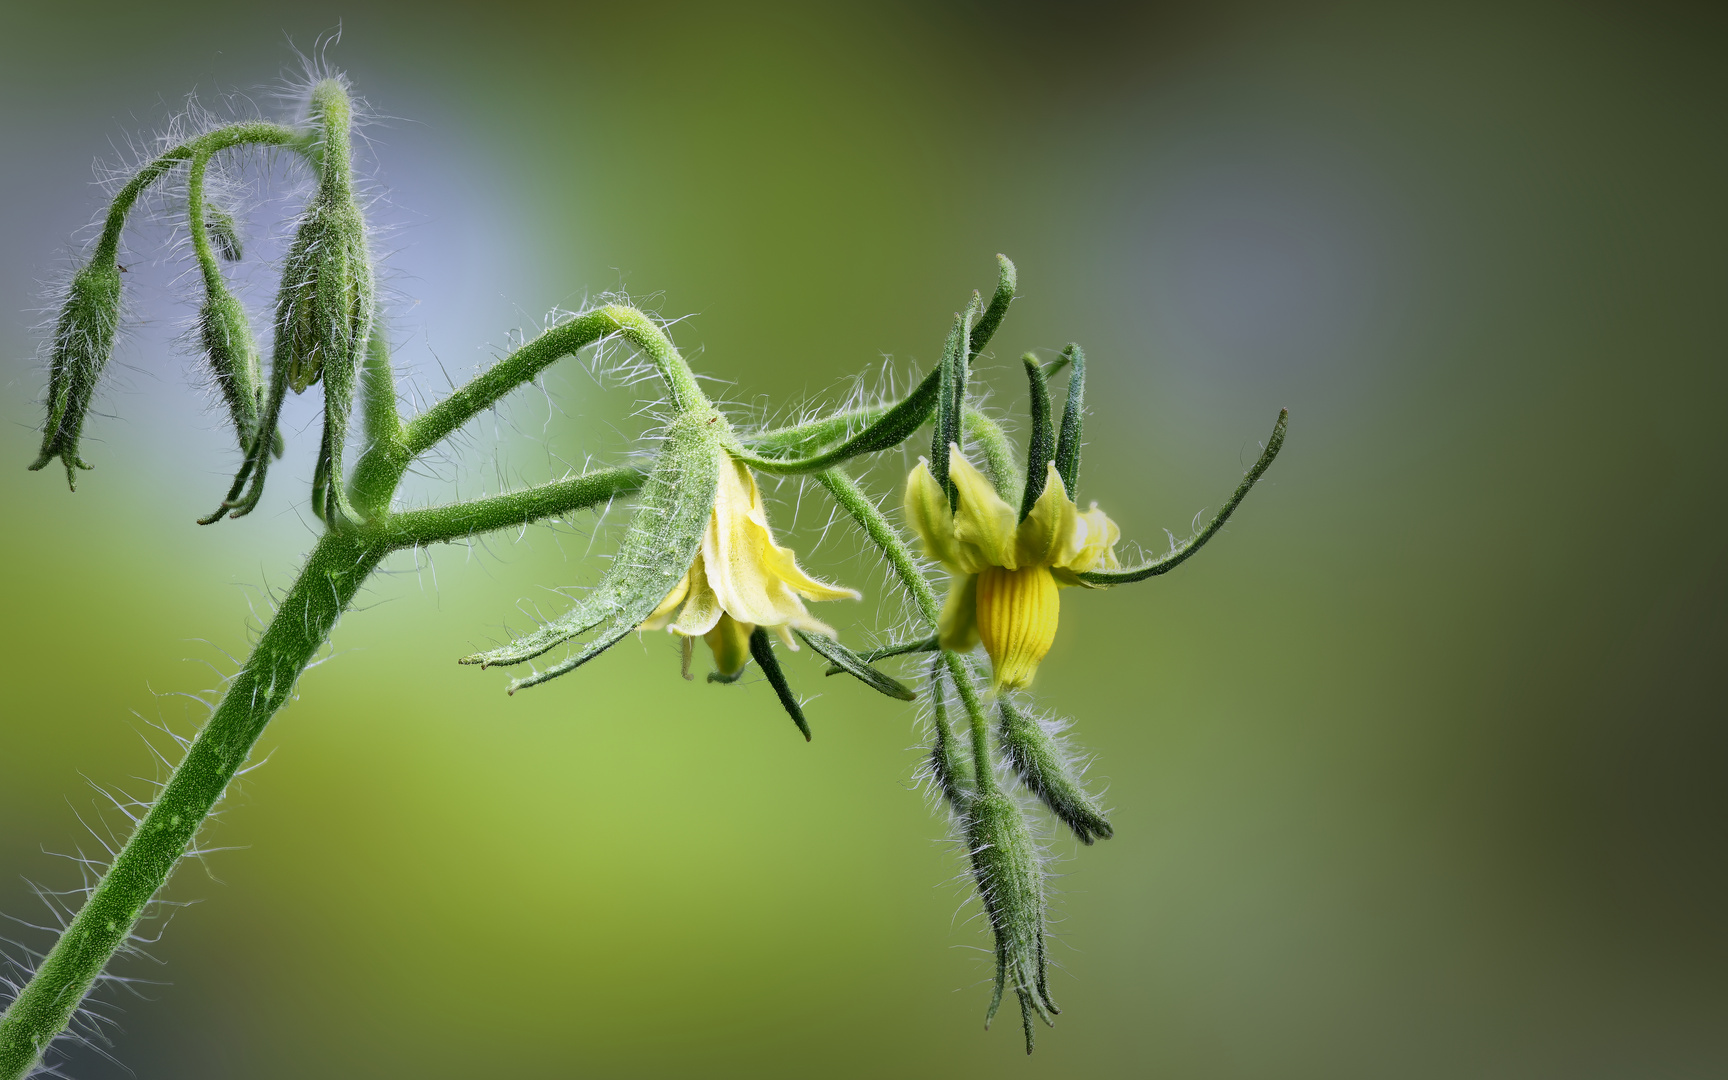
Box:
1052, 344, 1084, 500
460, 409, 723, 689
1017, 355, 1054, 520
795, 630, 916, 700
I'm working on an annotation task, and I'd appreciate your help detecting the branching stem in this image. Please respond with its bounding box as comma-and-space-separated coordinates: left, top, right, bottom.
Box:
0, 302, 681, 1079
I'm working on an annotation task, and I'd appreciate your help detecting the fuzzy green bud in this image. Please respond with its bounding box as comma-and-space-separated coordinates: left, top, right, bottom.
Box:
998, 698, 1113, 845
199, 288, 265, 452
28, 256, 123, 488
965, 790, 1058, 1053
279, 79, 374, 525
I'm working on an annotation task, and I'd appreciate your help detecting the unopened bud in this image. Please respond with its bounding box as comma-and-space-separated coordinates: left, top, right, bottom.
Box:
998, 699, 1113, 844
198, 287, 265, 452
29, 256, 122, 488
964, 790, 1058, 1053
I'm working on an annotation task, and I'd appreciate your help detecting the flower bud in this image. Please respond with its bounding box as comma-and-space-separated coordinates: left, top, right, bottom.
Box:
998, 699, 1112, 844
198, 287, 264, 452
29, 256, 122, 488
964, 791, 1057, 1053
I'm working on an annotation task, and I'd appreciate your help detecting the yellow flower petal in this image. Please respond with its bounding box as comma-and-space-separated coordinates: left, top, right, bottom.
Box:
1015, 463, 1083, 568
671, 552, 724, 636
641, 567, 692, 630
975, 564, 1060, 691
903, 458, 966, 572
938, 573, 981, 652
1064, 502, 1122, 573
948, 445, 1019, 569
705, 450, 859, 628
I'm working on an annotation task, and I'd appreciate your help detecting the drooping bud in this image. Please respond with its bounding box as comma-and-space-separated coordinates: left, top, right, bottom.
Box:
198, 287, 264, 453
274, 79, 373, 525
998, 698, 1113, 845
964, 791, 1058, 1053
29, 256, 123, 489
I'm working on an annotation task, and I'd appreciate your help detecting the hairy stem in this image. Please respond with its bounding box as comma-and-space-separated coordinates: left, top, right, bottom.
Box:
94, 123, 306, 267
0, 532, 383, 1080
944, 651, 999, 795
382, 466, 646, 548
815, 466, 939, 625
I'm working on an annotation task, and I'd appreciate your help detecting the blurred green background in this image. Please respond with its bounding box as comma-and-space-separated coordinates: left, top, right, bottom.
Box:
2, 1, 1724, 1076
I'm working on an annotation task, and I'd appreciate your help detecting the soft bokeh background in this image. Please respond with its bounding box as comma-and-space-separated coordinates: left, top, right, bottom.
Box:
2, 2, 1724, 1076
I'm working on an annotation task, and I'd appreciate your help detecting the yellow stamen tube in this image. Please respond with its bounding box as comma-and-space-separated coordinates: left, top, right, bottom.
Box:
975, 565, 1060, 691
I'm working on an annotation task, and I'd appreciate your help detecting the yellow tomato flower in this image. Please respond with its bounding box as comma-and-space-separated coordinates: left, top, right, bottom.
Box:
643, 448, 860, 676
904, 445, 1120, 690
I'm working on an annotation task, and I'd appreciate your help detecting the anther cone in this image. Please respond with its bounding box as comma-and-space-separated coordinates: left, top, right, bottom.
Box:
975, 565, 1059, 691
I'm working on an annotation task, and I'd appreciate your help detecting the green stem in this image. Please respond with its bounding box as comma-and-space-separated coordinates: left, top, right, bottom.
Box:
92, 123, 306, 267
351, 305, 704, 507
815, 466, 939, 625
0, 531, 383, 1080
944, 651, 998, 795
382, 467, 646, 548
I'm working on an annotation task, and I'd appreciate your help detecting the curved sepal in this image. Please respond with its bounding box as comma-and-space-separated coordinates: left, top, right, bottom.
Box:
732, 364, 940, 475
968, 254, 1017, 359
459, 409, 723, 687
751, 627, 811, 740
1078, 408, 1287, 586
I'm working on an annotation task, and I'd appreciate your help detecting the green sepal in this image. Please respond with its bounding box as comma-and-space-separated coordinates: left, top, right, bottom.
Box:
968, 254, 1017, 360
461, 409, 722, 687
966, 790, 1058, 1053
997, 698, 1113, 845
706, 668, 747, 684
929, 299, 979, 507
963, 406, 1021, 504
751, 627, 811, 741
795, 630, 915, 701
732, 363, 940, 475
823, 633, 938, 674
1078, 408, 1286, 586
1052, 344, 1085, 500
1017, 355, 1054, 521
28, 256, 122, 489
